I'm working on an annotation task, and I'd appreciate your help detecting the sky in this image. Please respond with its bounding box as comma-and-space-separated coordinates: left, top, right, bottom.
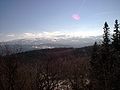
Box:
0, 0, 120, 41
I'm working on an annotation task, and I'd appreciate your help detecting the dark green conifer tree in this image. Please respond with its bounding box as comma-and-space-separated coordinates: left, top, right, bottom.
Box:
112, 20, 120, 90
103, 22, 110, 46
90, 22, 112, 90
90, 21, 120, 90
112, 20, 120, 51
99, 22, 112, 90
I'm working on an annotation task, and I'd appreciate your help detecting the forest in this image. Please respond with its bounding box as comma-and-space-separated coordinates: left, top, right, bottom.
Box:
0, 20, 120, 90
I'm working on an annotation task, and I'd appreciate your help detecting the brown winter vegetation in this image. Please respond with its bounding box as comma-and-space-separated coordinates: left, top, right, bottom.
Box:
0, 47, 91, 90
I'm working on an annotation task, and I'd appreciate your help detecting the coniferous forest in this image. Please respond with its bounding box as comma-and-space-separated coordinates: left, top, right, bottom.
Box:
0, 20, 120, 90
90, 20, 120, 90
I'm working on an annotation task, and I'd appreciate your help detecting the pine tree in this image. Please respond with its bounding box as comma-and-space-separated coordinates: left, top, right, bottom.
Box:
90, 22, 112, 90
97, 22, 111, 90
90, 21, 120, 90
112, 20, 120, 90
103, 22, 110, 47
112, 20, 120, 51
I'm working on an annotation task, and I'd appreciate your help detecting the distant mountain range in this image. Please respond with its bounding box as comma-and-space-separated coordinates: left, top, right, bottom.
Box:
0, 36, 102, 54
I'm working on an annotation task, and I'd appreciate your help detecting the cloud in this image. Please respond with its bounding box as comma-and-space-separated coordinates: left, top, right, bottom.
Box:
7, 34, 15, 37
72, 14, 80, 20
24, 33, 36, 37
22, 30, 101, 40
0, 28, 103, 42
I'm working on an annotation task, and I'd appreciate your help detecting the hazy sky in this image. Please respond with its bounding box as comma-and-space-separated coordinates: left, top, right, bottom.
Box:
0, 0, 120, 41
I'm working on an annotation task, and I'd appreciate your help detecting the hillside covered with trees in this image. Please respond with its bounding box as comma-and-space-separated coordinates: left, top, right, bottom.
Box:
0, 20, 120, 90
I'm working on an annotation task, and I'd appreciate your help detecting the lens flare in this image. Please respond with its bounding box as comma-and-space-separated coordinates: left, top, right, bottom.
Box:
72, 14, 80, 20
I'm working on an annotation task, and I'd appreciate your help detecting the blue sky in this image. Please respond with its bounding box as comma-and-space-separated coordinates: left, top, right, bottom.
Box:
0, 0, 120, 41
